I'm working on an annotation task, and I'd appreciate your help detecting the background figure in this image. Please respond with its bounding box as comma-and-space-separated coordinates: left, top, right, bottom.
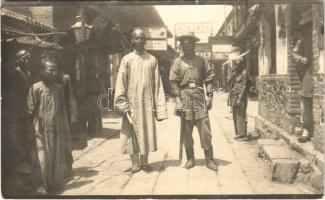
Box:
79, 63, 103, 137
27, 61, 72, 193
291, 25, 314, 143
2, 49, 36, 194
228, 58, 248, 141
114, 28, 168, 173
11, 50, 34, 173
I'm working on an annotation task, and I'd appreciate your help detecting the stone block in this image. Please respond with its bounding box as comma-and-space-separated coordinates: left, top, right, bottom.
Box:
257, 139, 278, 146
296, 172, 312, 183
257, 139, 286, 151
262, 145, 299, 161
272, 159, 299, 184
299, 159, 312, 174
309, 168, 324, 193
294, 127, 303, 136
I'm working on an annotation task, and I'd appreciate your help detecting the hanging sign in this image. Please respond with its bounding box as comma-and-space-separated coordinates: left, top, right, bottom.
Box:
145, 40, 167, 51
137, 26, 168, 39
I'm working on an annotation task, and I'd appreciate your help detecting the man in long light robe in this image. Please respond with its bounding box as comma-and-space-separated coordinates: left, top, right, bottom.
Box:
114, 29, 168, 173
27, 61, 72, 193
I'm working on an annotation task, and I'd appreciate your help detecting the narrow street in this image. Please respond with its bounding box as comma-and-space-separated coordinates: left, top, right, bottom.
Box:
58, 92, 312, 196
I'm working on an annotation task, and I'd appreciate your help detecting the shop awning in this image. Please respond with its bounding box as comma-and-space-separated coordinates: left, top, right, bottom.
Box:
4, 36, 63, 50
1, 8, 54, 32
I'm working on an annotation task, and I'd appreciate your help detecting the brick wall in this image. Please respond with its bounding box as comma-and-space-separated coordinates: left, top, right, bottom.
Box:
52, 6, 79, 30
313, 73, 324, 153
311, 5, 324, 153
29, 6, 54, 27
258, 74, 300, 135
286, 4, 302, 115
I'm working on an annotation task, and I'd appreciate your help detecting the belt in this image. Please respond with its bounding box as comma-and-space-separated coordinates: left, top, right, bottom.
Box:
180, 83, 203, 90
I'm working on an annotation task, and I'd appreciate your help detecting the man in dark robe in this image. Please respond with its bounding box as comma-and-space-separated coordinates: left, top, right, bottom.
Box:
2, 49, 36, 195
291, 25, 314, 143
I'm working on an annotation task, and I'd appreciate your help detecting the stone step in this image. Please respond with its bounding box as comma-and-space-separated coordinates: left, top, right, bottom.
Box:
255, 116, 324, 192
257, 139, 312, 184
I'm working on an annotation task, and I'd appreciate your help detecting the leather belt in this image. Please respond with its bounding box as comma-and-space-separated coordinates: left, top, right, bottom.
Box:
180, 82, 203, 90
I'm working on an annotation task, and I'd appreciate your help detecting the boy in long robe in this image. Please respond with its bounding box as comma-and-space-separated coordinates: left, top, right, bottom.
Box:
40, 50, 77, 175
114, 29, 168, 173
27, 61, 72, 192
228, 59, 249, 141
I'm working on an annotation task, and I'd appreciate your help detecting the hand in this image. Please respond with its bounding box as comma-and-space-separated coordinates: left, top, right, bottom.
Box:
126, 111, 133, 125
236, 98, 242, 106
301, 57, 308, 64
206, 96, 213, 111
35, 132, 42, 139
71, 116, 78, 124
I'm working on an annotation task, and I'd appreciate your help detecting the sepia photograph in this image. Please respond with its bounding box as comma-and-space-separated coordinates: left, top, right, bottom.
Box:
1, 0, 324, 198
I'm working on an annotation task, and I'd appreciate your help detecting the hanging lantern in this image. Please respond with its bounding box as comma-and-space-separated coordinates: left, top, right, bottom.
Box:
71, 15, 91, 43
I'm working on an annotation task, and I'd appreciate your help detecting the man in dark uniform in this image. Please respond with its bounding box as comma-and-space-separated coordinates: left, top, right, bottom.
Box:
169, 32, 217, 171
291, 25, 314, 143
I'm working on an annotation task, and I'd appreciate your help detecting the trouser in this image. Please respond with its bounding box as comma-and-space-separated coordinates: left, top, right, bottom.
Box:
79, 94, 103, 136
130, 154, 148, 166
301, 97, 313, 134
183, 117, 213, 150
129, 132, 148, 166
232, 100, 248, 137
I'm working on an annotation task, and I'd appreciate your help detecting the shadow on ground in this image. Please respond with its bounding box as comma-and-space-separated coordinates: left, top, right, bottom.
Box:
58, 180, 94, 193
123, 158, 232, 173
87, 128, 120, 140
101, 111, 121, 119
73, 167, 99, 178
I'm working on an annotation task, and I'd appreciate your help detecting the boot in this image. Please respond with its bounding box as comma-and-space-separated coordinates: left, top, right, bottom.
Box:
184, 148, 195, 169
34, 186, 48, 195
130, 154, 141, 173
204, 148, 218, 171
131, 165, 141, 173
140, 154, 152, 172
298, 129, 311, 143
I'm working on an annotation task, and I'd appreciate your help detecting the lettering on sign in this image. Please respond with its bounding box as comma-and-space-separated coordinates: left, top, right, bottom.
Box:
197, 52, 212, 59
212, 52, 226, 60
137, 27, 167, 39
145, 40, 167, 50
212, 44, 233, 53
175, 23, 213, 43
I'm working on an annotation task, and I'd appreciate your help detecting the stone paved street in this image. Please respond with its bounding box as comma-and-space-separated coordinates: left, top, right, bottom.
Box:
58, 92, 312, 196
